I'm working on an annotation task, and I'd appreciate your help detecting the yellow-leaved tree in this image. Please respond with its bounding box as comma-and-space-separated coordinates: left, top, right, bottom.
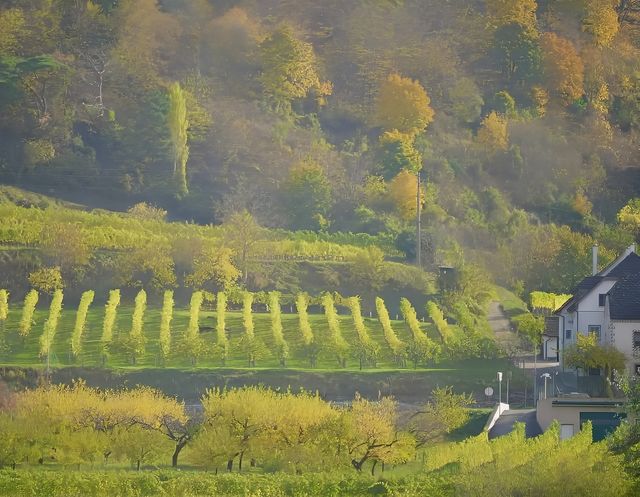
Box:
477, 111, 509, 153
259, 25, 331, 112
388, 170, 423, 221
485, 0, 538, 32
374, 73, 434, 135
583, 0, 619, 47
540, 32, 585, 105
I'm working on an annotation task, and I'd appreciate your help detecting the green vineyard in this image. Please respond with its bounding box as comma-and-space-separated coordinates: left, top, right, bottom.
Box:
0, 289, 451, 370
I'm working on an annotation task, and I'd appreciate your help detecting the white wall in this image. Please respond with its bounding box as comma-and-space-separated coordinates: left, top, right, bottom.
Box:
609, 321, 640, 375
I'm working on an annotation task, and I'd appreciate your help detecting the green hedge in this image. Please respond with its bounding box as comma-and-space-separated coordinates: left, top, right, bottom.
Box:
0, 471, 452, 497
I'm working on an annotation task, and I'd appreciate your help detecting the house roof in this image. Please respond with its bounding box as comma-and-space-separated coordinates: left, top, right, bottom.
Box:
607, 252, 640, 277
608, 272, 640, 320
555, 252, 640, 314
556, 276, 603, 313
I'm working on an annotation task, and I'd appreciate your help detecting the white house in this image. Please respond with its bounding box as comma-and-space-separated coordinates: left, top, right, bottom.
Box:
555, 244, 640, 375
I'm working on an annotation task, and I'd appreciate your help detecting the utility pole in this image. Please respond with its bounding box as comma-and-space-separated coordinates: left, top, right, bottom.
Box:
533, 342, 538, 405
416, 170, 422, 269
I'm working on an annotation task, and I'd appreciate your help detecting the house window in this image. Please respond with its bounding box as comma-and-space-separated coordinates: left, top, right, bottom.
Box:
565, 329, 572, 340
635, 364, 640, 376
633, 331, 640, 358
598, 294, 606, 307
560, 424, 574, 440
588, 325, 601, 340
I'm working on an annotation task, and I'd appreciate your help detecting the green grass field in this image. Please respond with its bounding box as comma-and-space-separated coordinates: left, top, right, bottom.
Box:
0, 302, 441, 370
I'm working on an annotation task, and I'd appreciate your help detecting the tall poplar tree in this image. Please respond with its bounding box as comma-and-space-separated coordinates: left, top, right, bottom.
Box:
168, 82, 189, 197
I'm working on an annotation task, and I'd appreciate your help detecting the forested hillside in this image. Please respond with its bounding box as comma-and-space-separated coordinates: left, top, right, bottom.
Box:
2, 0, 640, 295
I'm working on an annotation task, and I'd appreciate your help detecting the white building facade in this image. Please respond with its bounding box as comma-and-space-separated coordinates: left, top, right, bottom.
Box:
556, 245, 640, 375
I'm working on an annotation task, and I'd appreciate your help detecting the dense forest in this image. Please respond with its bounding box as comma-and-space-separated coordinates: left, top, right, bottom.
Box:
2, 0, 640, 296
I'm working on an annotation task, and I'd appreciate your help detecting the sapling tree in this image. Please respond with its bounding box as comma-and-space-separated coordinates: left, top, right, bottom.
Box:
0, 290, 8, 336
71, 290, 95, 358
269, 292, 289, 367
101, 289, 120, 360
400, 298, 439, 368
296, 293, 319, 367
322, 293, 349, 367
346, 296, 379, 369
19, 290, 39, 338
39, 289, 64, 358
216, 292, 228, 364
159, 290, 174, 360
239, 292, 266, 367
376, 297, 406, 366
426, 301, 453, 344
127, 289, 147, 365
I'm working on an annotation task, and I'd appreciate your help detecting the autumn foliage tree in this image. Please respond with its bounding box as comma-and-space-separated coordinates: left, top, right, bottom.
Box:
259, 25, 331, 112
477, 112, 509, 153
485, 0, 538, 32
540, 32, 585, 105
388, 170, 423, 220
583, 0, 619, 46
374, 73, 434, 135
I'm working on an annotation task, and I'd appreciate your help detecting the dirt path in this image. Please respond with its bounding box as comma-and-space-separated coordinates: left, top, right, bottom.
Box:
488, 301, 521, 352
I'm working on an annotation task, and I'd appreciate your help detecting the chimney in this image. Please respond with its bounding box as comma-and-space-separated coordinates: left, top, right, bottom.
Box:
592, 244, 599, 276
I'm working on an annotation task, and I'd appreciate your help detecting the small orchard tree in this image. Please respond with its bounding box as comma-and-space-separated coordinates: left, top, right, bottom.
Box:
28, 267, 64, 295
514, 312, 544, 353
71, 290, 95, 358
409, 386, 474, 447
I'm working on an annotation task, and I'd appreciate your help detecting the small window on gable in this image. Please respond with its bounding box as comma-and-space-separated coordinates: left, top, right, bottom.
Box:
598, 294, 606, 307
565, 329, 572, 340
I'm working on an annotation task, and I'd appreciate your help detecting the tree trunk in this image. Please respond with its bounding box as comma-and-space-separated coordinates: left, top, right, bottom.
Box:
136, 459, 141, 471
227, 458, 234, 472
371, 459, 377, 476
172, 440, 187, 468
239, 451, 244, 472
